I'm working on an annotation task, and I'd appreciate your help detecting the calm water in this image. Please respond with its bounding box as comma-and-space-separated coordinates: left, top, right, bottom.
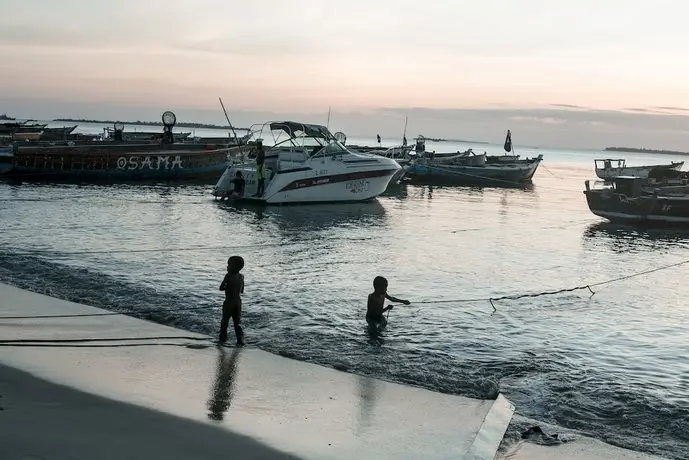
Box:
2, 131, 689, 458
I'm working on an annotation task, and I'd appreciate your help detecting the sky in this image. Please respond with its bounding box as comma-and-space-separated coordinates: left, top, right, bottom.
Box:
1, 0, 689, 149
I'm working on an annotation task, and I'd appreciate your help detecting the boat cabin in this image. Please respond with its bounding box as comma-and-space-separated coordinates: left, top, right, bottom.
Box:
595, 159, 626, 170
585, 175, 643, 196
614, 176, 644, 197
242, 121, 356, 174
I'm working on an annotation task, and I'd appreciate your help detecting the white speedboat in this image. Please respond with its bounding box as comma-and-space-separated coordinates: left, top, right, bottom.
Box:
212, 121, 401, 204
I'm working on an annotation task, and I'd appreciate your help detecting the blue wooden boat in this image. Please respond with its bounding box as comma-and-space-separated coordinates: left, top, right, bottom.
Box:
400, 130, 543, 187
405, 154, 542, 187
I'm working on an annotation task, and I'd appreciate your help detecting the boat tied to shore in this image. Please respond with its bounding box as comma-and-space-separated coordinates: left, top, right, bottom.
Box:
212, 121, 401, 204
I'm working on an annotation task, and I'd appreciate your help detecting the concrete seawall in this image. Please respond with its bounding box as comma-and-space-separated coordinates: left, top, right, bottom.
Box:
0, 283, 514, 459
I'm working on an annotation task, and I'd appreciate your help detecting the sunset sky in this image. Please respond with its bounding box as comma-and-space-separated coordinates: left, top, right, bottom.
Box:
1, 0, 688, 149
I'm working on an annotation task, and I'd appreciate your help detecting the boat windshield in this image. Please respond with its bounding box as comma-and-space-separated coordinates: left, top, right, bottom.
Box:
318, 140, 347, 156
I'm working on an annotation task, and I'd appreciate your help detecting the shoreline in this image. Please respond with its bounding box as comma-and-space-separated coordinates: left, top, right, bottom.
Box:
0, 281, 671, 460
603, 147, 689, 156
0, 282, 514, 460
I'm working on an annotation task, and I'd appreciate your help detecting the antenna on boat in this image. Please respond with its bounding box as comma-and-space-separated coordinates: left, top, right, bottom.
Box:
218, 97, 244, 154
326, 106, 331, 130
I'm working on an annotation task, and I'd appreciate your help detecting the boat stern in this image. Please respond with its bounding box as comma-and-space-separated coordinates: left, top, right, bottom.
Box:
213, 164, 261, 198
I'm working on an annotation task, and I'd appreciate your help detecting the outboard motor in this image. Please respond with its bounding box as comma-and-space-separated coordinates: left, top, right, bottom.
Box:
161, 110, 176, 145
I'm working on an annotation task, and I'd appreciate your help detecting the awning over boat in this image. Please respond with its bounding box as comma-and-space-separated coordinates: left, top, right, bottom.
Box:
269, 121, 332, 140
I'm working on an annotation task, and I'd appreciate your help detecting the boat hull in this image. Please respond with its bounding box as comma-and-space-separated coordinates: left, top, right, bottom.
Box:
405, 157, 542, 187
0, 147, 11, 174
214, 161, 401, 204
5, 145, 237, 182
584, 189, 689, 225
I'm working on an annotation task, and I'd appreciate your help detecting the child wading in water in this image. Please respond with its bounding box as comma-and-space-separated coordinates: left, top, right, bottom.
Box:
366, 276, 410, 331
219, 256, 245, 345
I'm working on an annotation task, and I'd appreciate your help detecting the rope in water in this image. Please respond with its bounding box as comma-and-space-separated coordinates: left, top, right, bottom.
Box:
3, 257, 687, 320
413, 257, 689, 311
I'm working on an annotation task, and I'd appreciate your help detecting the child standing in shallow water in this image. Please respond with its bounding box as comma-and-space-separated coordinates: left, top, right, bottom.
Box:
366, 276, 410, 331
219, 256, 245, 345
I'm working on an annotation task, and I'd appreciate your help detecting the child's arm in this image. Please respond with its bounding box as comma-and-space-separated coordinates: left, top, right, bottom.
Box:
385, 293, 410, 305
219, 274, 228, 291
366, 294, 379, 315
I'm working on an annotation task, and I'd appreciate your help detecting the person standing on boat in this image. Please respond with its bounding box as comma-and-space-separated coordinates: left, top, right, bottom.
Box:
366, 276, 410, 332
253, 139, 266, 197
219, 255, 245, 346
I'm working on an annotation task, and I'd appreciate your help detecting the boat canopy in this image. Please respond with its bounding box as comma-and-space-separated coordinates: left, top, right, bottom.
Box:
268, 121, 333, 140
246, 120, 352, 159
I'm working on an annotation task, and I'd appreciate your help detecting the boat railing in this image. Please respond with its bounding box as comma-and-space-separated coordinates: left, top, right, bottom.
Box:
594, 159, 626, 170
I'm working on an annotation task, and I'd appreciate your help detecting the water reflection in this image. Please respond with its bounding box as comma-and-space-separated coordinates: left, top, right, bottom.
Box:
218, 200, 387, 233
380, 182, 409, 200
207, 346, 243, 421
582, 222, 689, 253
356, 374, 380, 434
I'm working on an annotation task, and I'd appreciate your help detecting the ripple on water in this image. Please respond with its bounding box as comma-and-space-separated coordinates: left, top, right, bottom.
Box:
1, 176, 689, 459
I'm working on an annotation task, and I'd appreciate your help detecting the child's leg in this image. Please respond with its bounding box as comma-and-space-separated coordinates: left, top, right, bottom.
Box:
231, 312, 244, 345
219, 303, 230, 342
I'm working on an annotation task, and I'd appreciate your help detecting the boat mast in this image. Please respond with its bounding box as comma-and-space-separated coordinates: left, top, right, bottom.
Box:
218, 97, 243, 154
327, 106, 331, 131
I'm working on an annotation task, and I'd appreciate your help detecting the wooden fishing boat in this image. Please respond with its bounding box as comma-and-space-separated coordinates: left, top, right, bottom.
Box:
3, 110, 243, 182
6, 142, 239, 181
584, 176, 689, 226
403, 130, 543, 187
594, 158, 683, 181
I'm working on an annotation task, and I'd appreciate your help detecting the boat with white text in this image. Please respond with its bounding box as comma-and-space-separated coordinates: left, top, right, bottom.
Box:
2, 112, 237, 182
212, 121, 401, 204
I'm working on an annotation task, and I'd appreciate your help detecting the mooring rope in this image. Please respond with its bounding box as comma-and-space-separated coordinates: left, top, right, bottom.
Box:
413, 257, 689, 311
3, 257, 687, 320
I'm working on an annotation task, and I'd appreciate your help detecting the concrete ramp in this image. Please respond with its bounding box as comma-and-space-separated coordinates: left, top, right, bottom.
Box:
0, 283, 513, 459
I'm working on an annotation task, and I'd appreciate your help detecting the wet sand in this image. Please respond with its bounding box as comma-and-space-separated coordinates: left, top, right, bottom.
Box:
0, 363, 300, 460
